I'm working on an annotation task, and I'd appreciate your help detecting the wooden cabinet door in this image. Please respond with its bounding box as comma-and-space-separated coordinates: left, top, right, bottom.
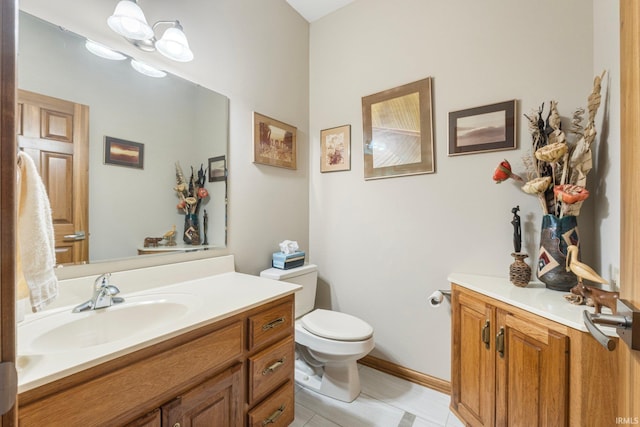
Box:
162, 363, 243, 427
495, 310, 568, 427
17, 89, 89, 265
452, 289, 496, 427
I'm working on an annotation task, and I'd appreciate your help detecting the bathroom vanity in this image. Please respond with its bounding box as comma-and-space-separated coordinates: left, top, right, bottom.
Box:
17, 255, 299, 426
449, 274, 618, 427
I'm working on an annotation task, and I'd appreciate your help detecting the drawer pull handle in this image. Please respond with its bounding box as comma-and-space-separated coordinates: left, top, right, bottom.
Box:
496, 327, 505, 358
262, 358, 286, 375
262, 405, 286, 425
173, 423, 181, 427
262, 317, 286, 331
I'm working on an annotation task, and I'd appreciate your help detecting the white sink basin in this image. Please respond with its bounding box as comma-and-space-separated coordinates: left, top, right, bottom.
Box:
19, 293, 199, 354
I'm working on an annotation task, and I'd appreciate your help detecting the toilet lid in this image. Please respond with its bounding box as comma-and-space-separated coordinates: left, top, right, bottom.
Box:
301, 309, 373, 341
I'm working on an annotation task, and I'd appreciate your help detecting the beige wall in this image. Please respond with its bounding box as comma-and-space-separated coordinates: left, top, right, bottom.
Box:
308, 0, 617, 380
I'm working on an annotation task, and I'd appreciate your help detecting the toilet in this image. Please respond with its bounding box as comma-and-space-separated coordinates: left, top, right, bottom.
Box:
260, 264, 374, 402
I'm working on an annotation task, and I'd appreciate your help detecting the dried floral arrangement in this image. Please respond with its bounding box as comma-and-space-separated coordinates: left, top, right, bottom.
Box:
493, 71, 606, 218
174, 162, 209, 215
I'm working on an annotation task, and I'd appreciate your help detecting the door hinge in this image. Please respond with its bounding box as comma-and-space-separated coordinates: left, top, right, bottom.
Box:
0, 362, 17, 415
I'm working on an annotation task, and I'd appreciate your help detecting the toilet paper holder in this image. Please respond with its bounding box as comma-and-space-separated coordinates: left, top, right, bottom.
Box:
428, 289, 451, 307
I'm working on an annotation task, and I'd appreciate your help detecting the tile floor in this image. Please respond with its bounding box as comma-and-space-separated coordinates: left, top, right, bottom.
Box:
290, 364, 465, 427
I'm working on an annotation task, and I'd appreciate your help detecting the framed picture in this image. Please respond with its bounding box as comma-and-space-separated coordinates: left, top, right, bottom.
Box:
320, 124, 351, 173
253, 112, 297, 170
362, 77, 434, 180
104, 136, 144, 169
208, 155, 227, 182
448, 100, 517, 156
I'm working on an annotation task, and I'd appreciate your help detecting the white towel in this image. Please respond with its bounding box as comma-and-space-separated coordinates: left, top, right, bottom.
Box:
17, 151, 58, 312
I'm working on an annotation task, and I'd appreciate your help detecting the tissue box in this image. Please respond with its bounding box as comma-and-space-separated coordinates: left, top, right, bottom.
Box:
272, 251, 305, 269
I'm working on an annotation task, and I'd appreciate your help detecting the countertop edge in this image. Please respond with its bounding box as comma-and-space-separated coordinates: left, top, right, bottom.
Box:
448, 272, 618, 337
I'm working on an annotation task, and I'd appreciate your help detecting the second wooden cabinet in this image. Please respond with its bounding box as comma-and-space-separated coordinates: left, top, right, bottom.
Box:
451, 284, 617, 427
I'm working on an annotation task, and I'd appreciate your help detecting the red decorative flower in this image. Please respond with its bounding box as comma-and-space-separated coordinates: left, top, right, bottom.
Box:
554, 184, 590, 204
493, 160, 523, 184
197, 187, 209, 199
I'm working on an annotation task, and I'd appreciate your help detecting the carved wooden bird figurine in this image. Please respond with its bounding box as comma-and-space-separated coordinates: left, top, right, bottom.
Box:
565, 245, 620, 314
163, 225, 177, 246
565, 244, 608, 285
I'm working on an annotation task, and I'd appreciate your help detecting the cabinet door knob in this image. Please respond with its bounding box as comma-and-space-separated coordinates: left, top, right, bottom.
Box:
496, 327, 505, 358
481, 320, 491, 349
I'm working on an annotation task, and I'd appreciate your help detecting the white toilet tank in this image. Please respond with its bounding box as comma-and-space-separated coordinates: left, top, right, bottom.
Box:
260, 264, 318, 318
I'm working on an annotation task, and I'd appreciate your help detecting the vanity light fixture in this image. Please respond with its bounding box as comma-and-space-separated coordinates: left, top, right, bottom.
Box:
130, 59, 167, 78
108, 0, 194, 63
85, 40, 127, 61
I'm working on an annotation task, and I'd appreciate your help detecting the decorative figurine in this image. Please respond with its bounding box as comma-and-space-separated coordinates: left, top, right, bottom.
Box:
563, 244, 619, 314
143, 237, 163, 248
509, 206, 531, 287
511, 205, 522, 253
163, 225, 177, 246
202, 210, 209, 246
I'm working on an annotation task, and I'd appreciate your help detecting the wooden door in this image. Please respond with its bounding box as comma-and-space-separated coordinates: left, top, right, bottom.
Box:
16, 89, 89, 265
451, 288, 495, 427
495, 310, 568, 427
619, 0, 640, 420
161, 364, 243, 427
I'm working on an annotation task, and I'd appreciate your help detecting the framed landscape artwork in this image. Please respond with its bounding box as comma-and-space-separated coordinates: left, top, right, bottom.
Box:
362, 77, 434, 180
253, 112, 297, 170
104, 136, 144, 169
208, 155, 226, 182
448, 100, 517, 156
320, 124, 351, 172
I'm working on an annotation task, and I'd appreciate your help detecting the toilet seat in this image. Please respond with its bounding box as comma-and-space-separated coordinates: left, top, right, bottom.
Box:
300, 309, 373, 341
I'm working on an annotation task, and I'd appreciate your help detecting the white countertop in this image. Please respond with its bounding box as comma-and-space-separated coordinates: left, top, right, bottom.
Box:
448, 273, 617, 334
17, 271, 300, 393
137, 244, 217, 252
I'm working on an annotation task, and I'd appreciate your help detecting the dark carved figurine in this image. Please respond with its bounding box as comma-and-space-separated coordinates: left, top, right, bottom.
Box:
511, 205, 522, 253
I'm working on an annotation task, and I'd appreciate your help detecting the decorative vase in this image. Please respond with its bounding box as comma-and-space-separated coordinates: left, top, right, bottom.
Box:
537, 214, 579, 291
509, 253, 531, 287
183, 213, 200, 245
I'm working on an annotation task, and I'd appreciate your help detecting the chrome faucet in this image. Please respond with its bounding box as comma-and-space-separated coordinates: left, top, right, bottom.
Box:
72, 273, 125, 313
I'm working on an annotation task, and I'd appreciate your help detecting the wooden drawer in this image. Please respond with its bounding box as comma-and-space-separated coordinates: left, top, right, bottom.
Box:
248, 336, 294, 404
247, 380, 294, 427
248, 299, 293, 351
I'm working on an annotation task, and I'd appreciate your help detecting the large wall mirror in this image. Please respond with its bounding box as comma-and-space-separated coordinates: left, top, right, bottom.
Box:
17, 10, 229, 267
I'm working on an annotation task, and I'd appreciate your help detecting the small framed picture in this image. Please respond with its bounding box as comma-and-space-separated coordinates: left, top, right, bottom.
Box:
448, 100, 517, 156
208, 155, 227, 182
253, 112, 297, 170
104, 136, 144, 169
320, 124, 351, 172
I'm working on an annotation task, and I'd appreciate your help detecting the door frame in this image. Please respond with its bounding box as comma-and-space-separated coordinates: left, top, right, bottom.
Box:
619, 0, 640, 418
0, 0, 17, 426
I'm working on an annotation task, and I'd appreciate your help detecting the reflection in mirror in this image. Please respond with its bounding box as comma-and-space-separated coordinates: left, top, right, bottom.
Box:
18, 11, 229, 264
